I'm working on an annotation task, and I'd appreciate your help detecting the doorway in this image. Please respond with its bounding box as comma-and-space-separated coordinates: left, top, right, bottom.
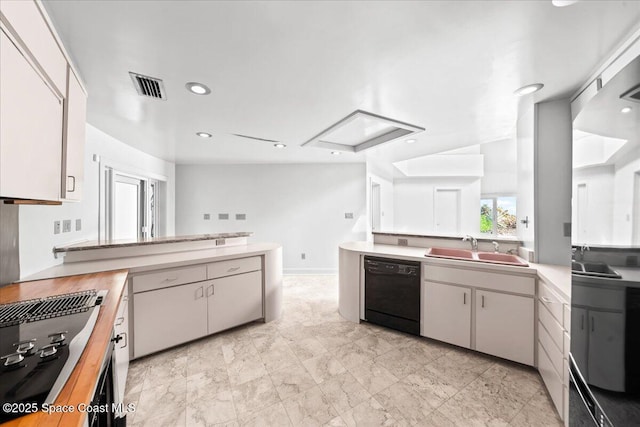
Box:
434, 189, 460, 234
106, 169, 159, 241
371, 182, 381, 232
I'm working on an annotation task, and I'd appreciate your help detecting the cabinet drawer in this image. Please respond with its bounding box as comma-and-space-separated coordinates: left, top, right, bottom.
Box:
0, 0, 67, 93
538, 321, 563, 377
572, 284, 625, 310
538, 343, 564, 418
539, 281, 565, 327
424, 265, 535, 295
538, 301, 564, 352
132, 265, 207, 293
208, 256, 261, 279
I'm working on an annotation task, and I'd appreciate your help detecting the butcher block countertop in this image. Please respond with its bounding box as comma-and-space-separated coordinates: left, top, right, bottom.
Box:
0, 270, 129, 427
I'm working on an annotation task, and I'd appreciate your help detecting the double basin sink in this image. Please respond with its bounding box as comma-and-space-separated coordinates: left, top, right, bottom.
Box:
425, 247, 529, 267
572, 261, 621, 279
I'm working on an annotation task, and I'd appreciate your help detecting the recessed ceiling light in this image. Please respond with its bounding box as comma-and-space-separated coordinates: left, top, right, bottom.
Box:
514, 83, 544, 96
185, 82, 211, 95
274, 143, 286, 148
621, 106, 633, 114
405, 139, 416, 144
196, 132, 212, 138
331, 151, 341, 156
552, 0, 580, 7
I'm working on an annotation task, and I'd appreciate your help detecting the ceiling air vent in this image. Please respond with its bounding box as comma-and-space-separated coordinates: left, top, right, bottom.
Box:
129, 72, 167, 100
302, 110, 424, 153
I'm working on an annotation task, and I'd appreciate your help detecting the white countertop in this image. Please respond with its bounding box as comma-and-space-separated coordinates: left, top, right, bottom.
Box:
339, 241, 571, 300
22, 242, 282, 282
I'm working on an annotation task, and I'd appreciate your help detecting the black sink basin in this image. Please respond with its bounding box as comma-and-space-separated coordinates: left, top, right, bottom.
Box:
572, 261, 622, 279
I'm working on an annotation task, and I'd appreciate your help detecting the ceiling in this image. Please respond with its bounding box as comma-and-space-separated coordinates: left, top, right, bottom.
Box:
43, 1, 640, 165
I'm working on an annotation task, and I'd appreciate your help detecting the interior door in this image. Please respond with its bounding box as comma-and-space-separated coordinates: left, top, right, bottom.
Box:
112, 174, 144, 240
434, 189, 460, 234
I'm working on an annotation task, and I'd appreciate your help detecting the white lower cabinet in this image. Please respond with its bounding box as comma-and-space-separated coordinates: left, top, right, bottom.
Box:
422, 281, 471, 348
476, 290, 534, 365
208, 271, 263, 334
134, 281, 208, 357
586, 310, 625, 391
132, 258, 264, 358
421, 264, 535, 366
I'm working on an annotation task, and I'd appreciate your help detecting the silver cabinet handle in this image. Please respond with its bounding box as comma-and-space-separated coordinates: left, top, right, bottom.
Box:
540, 296, 554, 304
115, 316, 124, 326
68, 175, 76, 192
119, 332, 128, 349
463, 293, 466, 305
164, 276, 179, 282
481, 295, 485, 308
206, 284, 214, 297
581, 314, 584, 330
196, 286, 204, 299
591, 316, 595, 332
227, 266, 240, 272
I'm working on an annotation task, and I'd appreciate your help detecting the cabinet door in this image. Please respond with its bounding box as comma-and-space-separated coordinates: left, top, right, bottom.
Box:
0, 30, 63, 201
61, 67, 86, 200
113, 287, 129, 416
588, 310, 625, 392
422, 281, 471, 348
133, 281, 208, 357
570, 307, 588, 381
476, 290, 534, 365
208, 271, 263, 334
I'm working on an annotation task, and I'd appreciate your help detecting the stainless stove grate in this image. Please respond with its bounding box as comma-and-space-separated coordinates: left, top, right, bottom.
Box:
0, 290, 99, 327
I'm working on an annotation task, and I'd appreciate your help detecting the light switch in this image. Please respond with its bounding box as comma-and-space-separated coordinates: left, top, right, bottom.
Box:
218, 213, 229, 220
344, 213, 354, 219
76, 219, 82, 231
62, 220, 71, 233
236, 214, 246, 220
204, 213, 211, 220
54, 221, 61, 234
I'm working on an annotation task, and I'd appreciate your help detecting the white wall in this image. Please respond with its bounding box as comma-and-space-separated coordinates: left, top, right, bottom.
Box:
517, 105, 535, 250
572, 165, 614, 245
175, 163, 367, 274
393, 177, 481, 236
612, 152, 640, 244
480, 139, 517, 195
19, 125, 175, 277
535, 99, 572, 265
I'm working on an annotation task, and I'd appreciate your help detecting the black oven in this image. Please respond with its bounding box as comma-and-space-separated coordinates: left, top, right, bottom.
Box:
364, 256, 420, 335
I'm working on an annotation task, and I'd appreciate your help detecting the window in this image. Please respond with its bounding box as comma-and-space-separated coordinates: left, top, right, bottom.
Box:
480, 196, 517, 237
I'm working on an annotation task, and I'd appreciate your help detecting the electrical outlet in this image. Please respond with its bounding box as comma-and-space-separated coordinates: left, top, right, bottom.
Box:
204, 213, 211, 220
54, 221, 61, 234
301, 253, 306, 260
62, 220, 71, 233
76, 219, 82, 231
344, 212, 354, 219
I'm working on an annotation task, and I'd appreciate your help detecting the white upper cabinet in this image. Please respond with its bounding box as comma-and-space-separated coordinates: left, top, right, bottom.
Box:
61, 67, 87, 201
0, 0, 67, 95
0, 0, 87, 202
0, 29, 63, 201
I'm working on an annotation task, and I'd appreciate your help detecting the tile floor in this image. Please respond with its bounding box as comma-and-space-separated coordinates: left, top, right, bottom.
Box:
124, 275, 563, 426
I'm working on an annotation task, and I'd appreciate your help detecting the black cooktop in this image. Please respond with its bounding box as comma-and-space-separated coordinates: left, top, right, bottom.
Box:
0, 290, 105, 421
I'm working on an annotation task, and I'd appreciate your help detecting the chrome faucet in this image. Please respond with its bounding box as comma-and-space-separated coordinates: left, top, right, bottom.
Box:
492, 241, 499, 253
462, 235, 478, 251
579, 244, 590, 261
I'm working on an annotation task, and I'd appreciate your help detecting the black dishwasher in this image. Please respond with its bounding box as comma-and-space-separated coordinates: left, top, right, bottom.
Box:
364, 256, 420, 335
